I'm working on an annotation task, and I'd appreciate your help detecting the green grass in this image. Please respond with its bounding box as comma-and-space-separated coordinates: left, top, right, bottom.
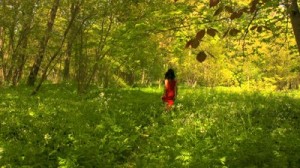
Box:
1, 85, 300, 167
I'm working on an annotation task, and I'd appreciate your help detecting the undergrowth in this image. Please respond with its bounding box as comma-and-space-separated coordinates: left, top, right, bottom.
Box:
0, 85, 300, 167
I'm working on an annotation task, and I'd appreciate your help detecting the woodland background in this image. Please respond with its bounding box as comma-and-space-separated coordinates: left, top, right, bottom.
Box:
1, 0, 300, 93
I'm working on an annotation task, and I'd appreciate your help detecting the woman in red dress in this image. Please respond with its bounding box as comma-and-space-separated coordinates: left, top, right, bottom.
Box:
162, 69, 177, 110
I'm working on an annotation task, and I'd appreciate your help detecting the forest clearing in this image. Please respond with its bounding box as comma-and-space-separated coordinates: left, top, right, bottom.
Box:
1, 85, 300, 167
1, 0, 300, 167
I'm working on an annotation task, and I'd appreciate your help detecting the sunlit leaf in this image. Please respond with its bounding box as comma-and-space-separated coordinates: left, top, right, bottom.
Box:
220, 157, 226, 165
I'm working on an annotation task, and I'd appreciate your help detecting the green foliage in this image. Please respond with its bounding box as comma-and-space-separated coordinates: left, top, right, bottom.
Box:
0, 0, 299, 91
1, 85, 300, 167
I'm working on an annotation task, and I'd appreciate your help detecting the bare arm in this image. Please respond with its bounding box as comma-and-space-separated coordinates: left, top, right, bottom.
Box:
164, 79, 168, 95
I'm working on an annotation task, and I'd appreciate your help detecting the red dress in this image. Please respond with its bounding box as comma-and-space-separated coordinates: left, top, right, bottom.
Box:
162, 79, 176, 106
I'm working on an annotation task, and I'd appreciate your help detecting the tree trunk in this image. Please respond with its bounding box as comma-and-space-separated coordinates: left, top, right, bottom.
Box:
0, 27, 4, 86
32, 2, 80, 95
290, 0, 300, 55
76, 29, 86, 94
12, 41, 27, 86
85, 14, 113, 87
5, 15, 17, 84
12, 1, 36, 86
27, 0, 60, 86
63, 41, 72, 80
63, 2, 82, 81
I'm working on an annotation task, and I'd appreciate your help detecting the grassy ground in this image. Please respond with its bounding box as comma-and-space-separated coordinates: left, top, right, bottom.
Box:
1, 85, 300, 167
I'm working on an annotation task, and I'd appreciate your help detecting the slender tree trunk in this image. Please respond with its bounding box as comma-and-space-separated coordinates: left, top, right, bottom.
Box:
27, 0, 60, 86
0, 0, 5, 85
0, 27, 4, 86
63, 40, 72, 80
32, 2, 79, 95
290, 0, 300, 55
63, 2, 83, 81
12, 1, 36, 86
12, 21, 31, 86
0, 0, 25, 86
12, 40, 27, 86
85, 13, 113, 87
141, 69, 145, 85
75, 27, 86, 93
5, 18, 17, 83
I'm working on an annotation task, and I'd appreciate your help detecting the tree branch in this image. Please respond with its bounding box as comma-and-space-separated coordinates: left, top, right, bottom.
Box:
240, 8, 260, 56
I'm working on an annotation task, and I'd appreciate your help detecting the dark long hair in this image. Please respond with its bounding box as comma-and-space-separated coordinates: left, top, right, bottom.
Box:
165, 68, 175, 80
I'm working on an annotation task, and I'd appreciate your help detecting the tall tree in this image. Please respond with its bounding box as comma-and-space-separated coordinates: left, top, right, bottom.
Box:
72, 0, 116, 93
290, 0, 300, 54
0, 0, 20, 84
11, 0, 37, 86
0, 26, 3, 86
27, 0, 60, 86
32, 0, 81, 94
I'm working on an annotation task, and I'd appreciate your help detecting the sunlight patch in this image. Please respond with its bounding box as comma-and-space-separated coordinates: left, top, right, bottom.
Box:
176, 151, 191, 166
28, 108, 36, 117
220, 156, 227, 166
177, 127, 185, 136
0, 147, 3, 160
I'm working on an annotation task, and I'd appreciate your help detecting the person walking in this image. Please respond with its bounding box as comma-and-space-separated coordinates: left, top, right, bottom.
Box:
162, 68, 177, 110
